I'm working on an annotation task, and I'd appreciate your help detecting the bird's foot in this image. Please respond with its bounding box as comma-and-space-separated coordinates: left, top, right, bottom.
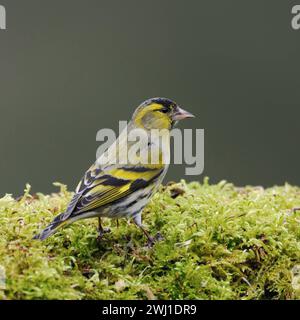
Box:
146, 236, 155, 248
145, 232, 164, 248
97, 227, 111, 242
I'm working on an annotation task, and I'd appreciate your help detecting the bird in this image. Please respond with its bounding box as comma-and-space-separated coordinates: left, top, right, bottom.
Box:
33, 98, 194, 245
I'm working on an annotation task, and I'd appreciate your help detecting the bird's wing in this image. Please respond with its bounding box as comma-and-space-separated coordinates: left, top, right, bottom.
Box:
61, 162, 163, 221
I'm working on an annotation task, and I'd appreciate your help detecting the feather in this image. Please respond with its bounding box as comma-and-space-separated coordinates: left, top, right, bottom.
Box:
33, 97, 193, 242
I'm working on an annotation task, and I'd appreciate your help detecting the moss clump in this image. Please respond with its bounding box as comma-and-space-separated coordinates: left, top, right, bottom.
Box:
0, 178, 299, 300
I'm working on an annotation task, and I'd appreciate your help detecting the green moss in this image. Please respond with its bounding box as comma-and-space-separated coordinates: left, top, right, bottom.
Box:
0, 178, 299, 300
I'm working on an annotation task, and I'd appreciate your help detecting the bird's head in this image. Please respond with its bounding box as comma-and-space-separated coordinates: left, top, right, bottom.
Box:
132, 97, 194, 130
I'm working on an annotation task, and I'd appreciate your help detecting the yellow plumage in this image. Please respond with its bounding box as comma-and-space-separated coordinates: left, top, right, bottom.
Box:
33, 97, 194, 245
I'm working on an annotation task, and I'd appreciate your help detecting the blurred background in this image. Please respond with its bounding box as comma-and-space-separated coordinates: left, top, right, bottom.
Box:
0, 0, 299, 196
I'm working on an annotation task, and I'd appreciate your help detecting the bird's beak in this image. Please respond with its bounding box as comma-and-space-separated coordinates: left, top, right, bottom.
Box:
172, 106, 195, 121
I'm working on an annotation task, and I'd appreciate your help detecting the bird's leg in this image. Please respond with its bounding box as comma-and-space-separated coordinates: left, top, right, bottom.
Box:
116, 219, 119, 228
97, 217, 111, 240
133, 213, 162, 247
98, 217, 104, 238
139, 225, 155, 247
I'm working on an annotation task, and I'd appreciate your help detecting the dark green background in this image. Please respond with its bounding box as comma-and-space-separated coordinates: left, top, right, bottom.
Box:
0, 1, 299, 196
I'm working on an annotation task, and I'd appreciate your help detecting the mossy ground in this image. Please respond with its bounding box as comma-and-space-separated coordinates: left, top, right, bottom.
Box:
0, 178, 299, 300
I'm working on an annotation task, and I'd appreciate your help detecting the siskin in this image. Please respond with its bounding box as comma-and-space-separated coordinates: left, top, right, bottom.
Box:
34, 98, 194, 245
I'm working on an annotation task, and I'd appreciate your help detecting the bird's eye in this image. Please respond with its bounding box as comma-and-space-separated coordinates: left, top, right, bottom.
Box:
160, 107, 169, 113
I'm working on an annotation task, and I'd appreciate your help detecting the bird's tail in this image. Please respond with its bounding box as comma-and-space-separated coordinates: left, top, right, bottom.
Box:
33, 212, 69, 240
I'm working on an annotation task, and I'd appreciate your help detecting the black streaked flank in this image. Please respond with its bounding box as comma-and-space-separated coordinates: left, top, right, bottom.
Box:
129, 169, 163, 191
123, 193, 148, 210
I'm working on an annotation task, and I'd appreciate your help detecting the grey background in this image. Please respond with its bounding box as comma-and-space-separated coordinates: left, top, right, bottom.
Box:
0, 0, 299, 196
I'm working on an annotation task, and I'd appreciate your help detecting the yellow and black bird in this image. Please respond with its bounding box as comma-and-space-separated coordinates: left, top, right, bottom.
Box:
34, 98, 194, 244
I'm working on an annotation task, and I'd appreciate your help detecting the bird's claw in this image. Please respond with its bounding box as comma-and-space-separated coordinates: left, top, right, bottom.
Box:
146, 237, 155, 248
146, 232, 164, 248
97, 227, 111, 242
103, 227, 111, 234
